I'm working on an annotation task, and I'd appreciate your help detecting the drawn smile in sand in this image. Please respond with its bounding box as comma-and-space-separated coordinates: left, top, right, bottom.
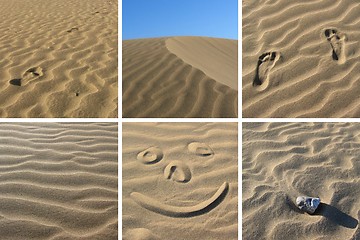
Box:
130, 142, 229, 217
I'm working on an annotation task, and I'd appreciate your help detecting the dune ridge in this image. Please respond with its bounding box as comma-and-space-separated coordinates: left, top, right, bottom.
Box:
0, 0, 117, 117
0, 123, 118, 239
243, 122, 360, 240
243, 0, 360, 117
123, 123, 238, 240
122, 37, 238, 118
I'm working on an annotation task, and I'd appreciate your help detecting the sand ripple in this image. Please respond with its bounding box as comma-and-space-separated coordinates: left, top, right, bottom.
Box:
122, 37, 237, 118
0, 0, 117, 117
243, 122, 360, 240
243, 0, 360, 117
0, 123, 118, 239
123, 122, 238, 240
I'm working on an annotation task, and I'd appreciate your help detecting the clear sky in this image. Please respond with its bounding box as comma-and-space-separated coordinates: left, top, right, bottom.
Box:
123, 0, 238, 40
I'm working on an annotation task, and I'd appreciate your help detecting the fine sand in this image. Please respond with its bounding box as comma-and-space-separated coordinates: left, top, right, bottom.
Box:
123, 122, 238, 240
0, 123, 118, 239
0, 0, 117, 118
123, 37, 238, 118
243, 122, 360, 240
243, 0, 360, 118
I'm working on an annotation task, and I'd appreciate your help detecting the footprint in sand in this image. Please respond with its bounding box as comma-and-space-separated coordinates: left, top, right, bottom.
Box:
324, 28, 346, 64
253, 52, 280, 90
9, 67, 44, 86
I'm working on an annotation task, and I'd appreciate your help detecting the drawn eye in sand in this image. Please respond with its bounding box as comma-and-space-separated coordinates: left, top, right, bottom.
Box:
188, 142, 214, 156
137, 146, 163, 164
131, 143, 229, 217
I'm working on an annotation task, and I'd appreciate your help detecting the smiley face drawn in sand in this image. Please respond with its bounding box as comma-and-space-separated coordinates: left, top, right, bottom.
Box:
130, 142, 229, 217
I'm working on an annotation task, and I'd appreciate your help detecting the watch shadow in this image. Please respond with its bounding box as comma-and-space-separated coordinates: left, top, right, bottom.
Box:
314, 203, 358, 229
286, 196, 358, 229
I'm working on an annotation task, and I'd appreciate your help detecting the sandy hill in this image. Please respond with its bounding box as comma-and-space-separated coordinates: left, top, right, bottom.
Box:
243, 0, 360, 118
123, 36, 238, 118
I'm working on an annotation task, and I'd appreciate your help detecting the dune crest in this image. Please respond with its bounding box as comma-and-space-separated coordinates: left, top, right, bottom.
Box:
123, 37, 238, 118
166, 37, 238, 90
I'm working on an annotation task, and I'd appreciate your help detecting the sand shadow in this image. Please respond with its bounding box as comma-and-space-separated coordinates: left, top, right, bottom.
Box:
286, 196, 358, 229
314, 203, 358, 229
9, 79, 21, 86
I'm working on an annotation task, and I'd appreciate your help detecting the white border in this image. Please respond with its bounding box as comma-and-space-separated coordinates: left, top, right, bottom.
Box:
119, 0, 122, 239
238, 1, 242, 239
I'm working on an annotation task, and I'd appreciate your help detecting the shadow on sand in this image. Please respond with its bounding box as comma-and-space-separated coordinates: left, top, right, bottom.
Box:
286, 196, 358, 229
314, 203, 358, 229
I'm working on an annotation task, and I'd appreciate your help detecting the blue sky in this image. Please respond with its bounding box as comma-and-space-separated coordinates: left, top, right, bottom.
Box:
123, 0, 238, 40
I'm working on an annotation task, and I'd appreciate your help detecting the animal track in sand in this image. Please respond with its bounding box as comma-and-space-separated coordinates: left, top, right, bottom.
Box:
253, 52, 280, 91
132, 144, 229, 217
188, 142, 214, 156
324, 28, 346, 64
9, 67, 44, 86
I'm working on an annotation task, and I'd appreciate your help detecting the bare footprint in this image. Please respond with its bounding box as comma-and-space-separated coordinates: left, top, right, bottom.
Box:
324, 28, 346, 64
253, 52, 280, 90
9, 67, 44, 86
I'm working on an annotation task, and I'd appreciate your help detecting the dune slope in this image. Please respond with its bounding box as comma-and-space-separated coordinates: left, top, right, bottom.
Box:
0, 0, 117, 118
243, 122, 360, 240
123, 37, 238, 118
0, 123, 118, 239
123, 122, 238, 240
243, 0, 360, 118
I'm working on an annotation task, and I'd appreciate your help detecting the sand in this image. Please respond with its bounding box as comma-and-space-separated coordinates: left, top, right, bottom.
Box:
242, 0, 360, 118
0, 123, 118, 239
0, 0, 117, 118
243, 122, 360, 240
122, 122, 238, 240
122, 37, 238, 118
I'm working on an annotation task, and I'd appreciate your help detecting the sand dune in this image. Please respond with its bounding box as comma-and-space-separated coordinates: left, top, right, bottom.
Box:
243, 0, 360, 117
123, 123, 238, 240
122, 37, 238, 118
243, 122, 360, 240
0, 0, 117, 118
0, 123, 118, 239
